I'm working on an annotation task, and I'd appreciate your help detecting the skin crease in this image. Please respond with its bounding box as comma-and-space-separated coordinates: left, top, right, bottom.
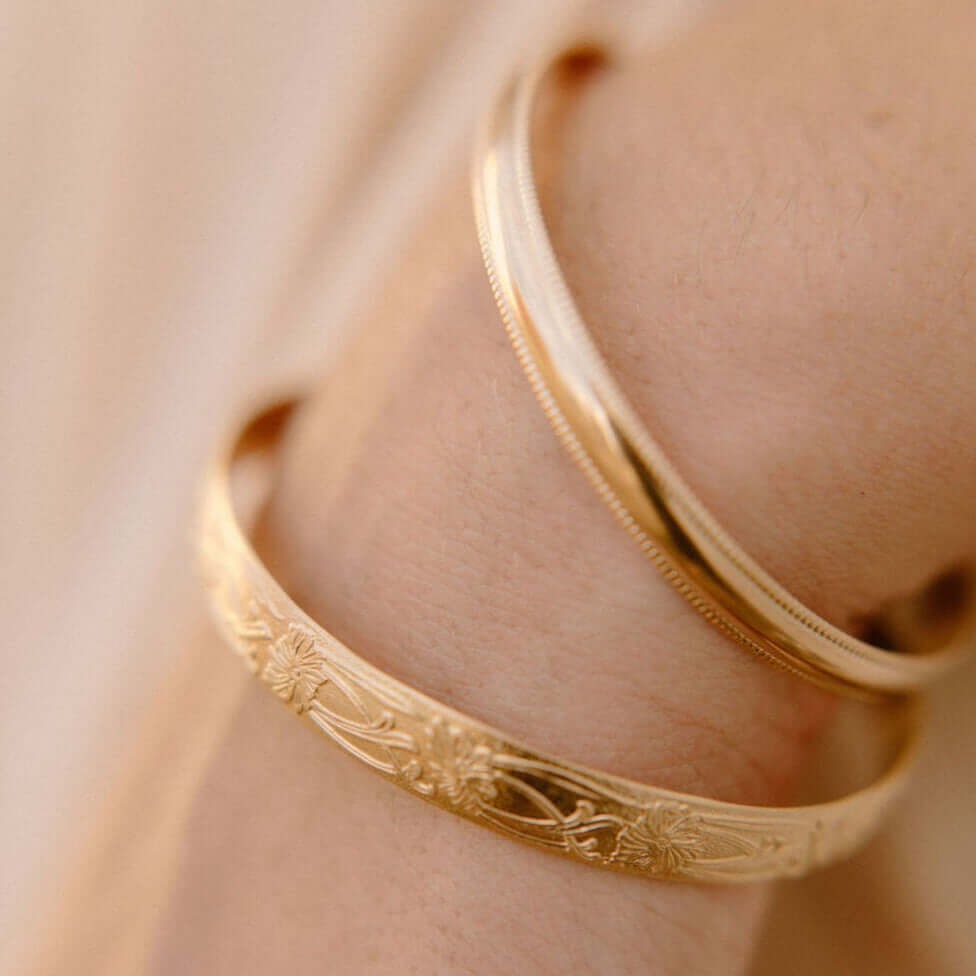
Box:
148, 1, 976, 974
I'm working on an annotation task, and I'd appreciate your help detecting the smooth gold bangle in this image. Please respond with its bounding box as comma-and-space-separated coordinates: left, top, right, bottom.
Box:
198, 400, 918, 884
471, 46, 975, 697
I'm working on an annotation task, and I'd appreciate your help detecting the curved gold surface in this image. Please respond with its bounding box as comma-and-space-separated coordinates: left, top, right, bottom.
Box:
197, 401, 918, 884
471, 47, 974, 696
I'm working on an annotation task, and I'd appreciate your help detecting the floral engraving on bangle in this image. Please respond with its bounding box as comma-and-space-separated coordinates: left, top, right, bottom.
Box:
412, 719, 499, 813
203, 529, 789, 879
199, 462, 911, 884
198, 519, 277, 674
610, 803, 706, 876
262, 625, 328, 713
224, 598, 273, 674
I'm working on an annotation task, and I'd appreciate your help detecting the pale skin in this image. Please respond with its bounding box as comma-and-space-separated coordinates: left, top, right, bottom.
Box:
141, 0, 976, 973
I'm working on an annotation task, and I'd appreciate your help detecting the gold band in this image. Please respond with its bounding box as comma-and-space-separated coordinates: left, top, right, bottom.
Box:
198, 401, 918, 884
471, 46, 975, 697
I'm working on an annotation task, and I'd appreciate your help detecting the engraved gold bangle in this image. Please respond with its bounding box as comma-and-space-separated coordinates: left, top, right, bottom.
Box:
471, 46, 975, 697
198, 400, 919, 884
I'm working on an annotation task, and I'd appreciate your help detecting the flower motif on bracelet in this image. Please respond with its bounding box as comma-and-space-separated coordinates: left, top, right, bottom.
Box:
611, 802, 707, 876
198, 411, 919, 884
416, 719, 499, 814
262, 625, 328, 713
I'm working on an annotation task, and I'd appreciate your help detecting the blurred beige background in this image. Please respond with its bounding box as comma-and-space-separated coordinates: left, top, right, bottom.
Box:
2, 2, 974, 973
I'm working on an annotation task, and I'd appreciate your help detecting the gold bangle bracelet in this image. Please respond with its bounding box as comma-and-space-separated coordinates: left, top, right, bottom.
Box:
198, 400, 918, 884
471, 46, 975, 697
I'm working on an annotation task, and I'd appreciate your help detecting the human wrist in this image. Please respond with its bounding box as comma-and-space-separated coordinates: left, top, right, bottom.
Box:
261, 235, 834, 809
